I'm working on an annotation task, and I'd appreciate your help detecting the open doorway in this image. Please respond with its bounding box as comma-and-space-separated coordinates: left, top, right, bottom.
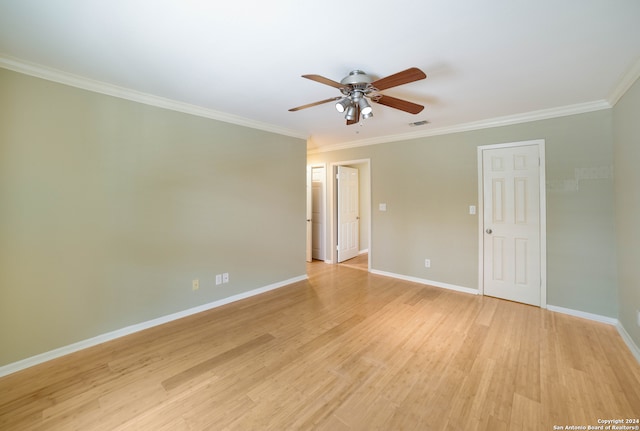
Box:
306, 158, 371, 271
307, 164, 327, 262
331, 159, 371, 271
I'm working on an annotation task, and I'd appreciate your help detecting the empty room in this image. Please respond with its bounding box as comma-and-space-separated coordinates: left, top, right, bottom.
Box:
1, 1, 639, 430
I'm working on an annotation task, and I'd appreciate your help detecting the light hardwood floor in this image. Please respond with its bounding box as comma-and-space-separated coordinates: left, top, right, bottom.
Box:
338, 253, 369, 272
1, 261, 639, 430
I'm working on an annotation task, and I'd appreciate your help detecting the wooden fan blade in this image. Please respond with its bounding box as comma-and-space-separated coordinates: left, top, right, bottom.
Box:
371, 67, 426, 91
374, 94, 424, 114
302, 74, 345, 89
346, 104, 360, 126
289, 97, 341, 112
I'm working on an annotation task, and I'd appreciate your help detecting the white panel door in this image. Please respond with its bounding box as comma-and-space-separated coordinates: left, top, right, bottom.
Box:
337, 166, 359, 263
483, 144, 541, 306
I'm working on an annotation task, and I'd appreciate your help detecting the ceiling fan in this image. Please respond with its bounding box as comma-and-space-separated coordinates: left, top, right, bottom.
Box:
289, 67, 427, 125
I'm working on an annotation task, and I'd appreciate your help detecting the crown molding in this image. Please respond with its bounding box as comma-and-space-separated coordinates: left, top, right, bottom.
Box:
4, 54, 631, 153
608, 56, 640, 106
0, 55, 306, 140
311, 58, 640, 154
309, 99, 611, 154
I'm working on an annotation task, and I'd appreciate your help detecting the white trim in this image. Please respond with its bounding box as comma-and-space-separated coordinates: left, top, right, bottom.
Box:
616, 322, 640, 365
370, 269, 478, 296
547, 305, 640, 365
608, 57, 640, 106
0, 274, 307, 378
476, 139, 547, 307
306, 165, 313, 262
0, 55, 306, 140
546, 304, 618, 325
7, 54, 636, 154
477, 151, 485, 296
309, 101, 610, 154
307, 163, 327, 262
539, 142, 547, 308
5, 55, 628, 155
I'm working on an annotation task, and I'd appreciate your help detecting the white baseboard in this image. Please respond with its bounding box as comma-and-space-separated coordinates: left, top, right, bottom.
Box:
5, 273, 637, 377
0, 274, 308, 378
615, 322, 640, 364
364, 272, 640, 365
369, 269, 478, 296
546, 304, 618, 325
547, 304, 640, 365
358, 249, 369, 255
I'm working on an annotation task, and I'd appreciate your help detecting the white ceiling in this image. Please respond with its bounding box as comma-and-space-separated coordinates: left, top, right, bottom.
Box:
1, 0, 639, 151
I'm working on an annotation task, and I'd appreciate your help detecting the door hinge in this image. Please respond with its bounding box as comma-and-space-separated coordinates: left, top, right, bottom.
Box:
336, 173, 339, 180
336, 245, 339, 251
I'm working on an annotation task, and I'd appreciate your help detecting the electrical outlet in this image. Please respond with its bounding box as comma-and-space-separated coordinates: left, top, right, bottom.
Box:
215, 274, 222, 285
192, 279, 199, 291
637, 309, 640, 327
223, 273, 229, 283
424, 259, 431, 268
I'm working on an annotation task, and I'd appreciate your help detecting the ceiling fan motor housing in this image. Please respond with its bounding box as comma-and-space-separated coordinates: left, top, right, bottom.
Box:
340, 70, 374, 86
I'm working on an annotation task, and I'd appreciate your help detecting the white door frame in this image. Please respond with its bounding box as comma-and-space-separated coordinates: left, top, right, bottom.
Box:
308, 163, 327, 261
477, 139, 547, 307
328, 159, 371, 269
306, 165, 312, 262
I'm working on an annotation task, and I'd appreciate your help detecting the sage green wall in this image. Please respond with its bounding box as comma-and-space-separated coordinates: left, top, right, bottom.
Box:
0, 69, 307, 366
309, 109, 618, 318
613, 76, 640, 347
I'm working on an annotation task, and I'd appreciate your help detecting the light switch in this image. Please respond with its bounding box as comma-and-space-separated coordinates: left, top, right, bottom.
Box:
469, 205, 476, 215
379, 203, 387, 212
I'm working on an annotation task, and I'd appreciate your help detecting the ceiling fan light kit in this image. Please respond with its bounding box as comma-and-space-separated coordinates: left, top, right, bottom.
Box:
335, 97, 351, 113
344, 105, 357, 121
289, 67, 427, 125
357, 96, 372, 116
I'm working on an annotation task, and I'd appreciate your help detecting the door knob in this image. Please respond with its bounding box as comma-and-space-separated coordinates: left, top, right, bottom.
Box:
486, 228, 493, 234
